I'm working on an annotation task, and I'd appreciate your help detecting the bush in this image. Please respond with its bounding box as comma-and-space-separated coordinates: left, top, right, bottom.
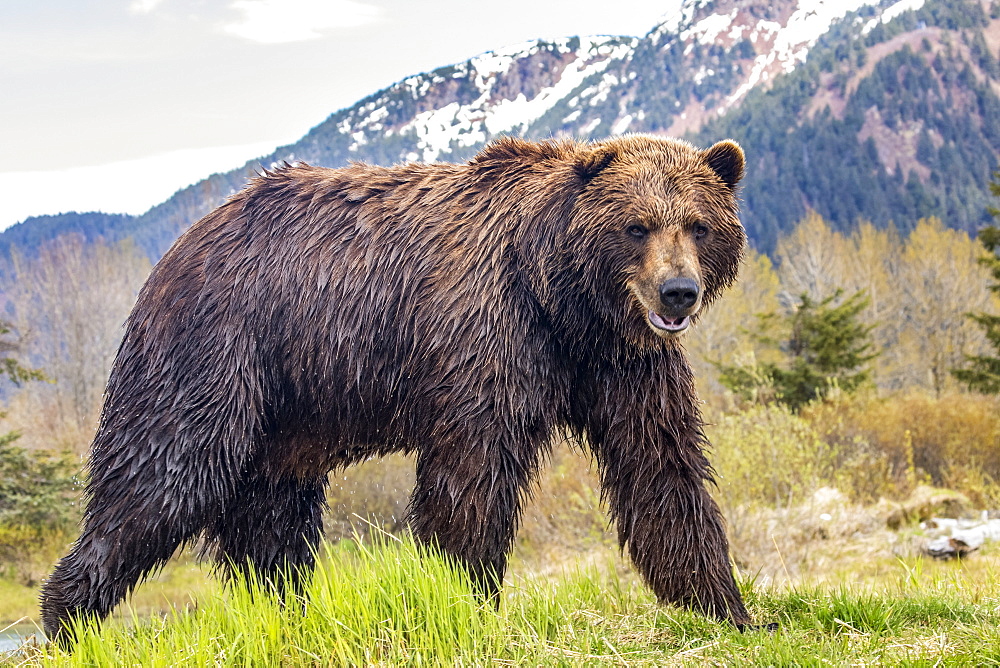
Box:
321, 443, 612, 560
805, 392, 1000, 506
0, 523, 75, 587
708, 404, 835, 512
516, 440, 610, 558
0, 433, 79, 529
706, 391, 1000, 510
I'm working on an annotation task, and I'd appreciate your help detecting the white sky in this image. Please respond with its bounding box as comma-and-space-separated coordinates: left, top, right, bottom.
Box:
0, 0, 677, 230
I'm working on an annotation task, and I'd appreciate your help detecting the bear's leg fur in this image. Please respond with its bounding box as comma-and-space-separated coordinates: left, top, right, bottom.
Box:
207, 469, 327, 591
40, 366, 264, 642
40, 477, 218, 642
584, 353, 751, 626
407, 428, 543, 597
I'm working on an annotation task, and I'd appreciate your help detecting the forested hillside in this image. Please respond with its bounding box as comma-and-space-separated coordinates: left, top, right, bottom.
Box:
693, 0, 1000, 248
4, 0, 1000, 259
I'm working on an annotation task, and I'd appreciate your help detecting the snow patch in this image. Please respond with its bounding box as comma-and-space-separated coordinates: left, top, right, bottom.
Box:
654, 0, 711, 38
611, 114, 633, 134
682, 10, 738, 45
693, 65, 716, 85
587, 72, 621, 106
750, 20, 782, 43
403, 75, 432, 100
863, 0, 926, 34
397, 37, 635, 162
777, 0, 881, 71
717, 0, 883, 114
349, 130, 367, 150
650, 0, 885, 123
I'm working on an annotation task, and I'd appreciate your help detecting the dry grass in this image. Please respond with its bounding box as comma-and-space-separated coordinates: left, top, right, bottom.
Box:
805, 391, 1000, 505
321, 439, 614, 562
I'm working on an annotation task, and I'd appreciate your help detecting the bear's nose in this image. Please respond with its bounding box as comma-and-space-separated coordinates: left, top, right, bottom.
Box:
659, 277, 700, 312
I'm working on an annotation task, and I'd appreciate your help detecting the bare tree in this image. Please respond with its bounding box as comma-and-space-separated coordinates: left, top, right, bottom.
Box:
688, 249, 782, 398
774, 211, 851, 303
6, 236, 152, 449
896, 218, 998, 396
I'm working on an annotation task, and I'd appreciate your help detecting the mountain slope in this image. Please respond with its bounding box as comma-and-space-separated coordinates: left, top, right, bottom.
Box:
691, 0, 1000, 248
4, 0, 999, 259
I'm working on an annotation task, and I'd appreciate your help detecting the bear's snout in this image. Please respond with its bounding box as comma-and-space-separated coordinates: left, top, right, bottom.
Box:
659, 277, 700, 314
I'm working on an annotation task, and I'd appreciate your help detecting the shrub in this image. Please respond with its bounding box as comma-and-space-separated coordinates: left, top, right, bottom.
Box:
0, 433, 79, 529
321, 443, 612, 560
804, 392, 1000, 504
0, 434, 79, 585
708, 404, 836, 511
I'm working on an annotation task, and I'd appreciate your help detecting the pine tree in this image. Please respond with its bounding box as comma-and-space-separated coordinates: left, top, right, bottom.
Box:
0, 321, 72, 531
716, 290, 878, 410
774, 291, 878, 408
952, 173, 1000, 393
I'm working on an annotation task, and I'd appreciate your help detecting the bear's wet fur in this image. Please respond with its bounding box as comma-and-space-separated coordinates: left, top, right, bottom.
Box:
41, 134, 752, 640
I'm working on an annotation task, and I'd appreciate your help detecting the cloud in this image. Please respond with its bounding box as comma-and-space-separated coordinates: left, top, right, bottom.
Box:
223, 0, 381, 44
129, 0, 167, 14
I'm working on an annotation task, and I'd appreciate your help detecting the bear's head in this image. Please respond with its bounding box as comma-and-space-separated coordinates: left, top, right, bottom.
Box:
471, 135, 746, 354
562, 135, 747, 350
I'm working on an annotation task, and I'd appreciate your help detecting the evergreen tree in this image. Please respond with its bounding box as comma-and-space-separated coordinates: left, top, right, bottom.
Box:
952, 172, 1000, 393
0, 432, 77, 528
717, 290, 878, 410
0, 322, 73, 531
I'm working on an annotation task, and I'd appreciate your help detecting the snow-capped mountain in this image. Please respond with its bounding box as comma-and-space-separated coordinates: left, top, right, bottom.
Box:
351, 37, 636, 163
287, 0, 932, 166
3, 0, 997, 258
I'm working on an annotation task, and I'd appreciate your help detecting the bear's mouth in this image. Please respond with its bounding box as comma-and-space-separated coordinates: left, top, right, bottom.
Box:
648, 310, 690, 333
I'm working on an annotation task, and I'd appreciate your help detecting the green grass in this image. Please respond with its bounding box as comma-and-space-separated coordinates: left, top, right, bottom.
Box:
0, 577, 40, 626
6, 535, 1000, 666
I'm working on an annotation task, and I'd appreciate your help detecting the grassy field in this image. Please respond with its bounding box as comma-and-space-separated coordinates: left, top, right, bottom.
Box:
3, 395, 998, 665
4, 534, 1000, 666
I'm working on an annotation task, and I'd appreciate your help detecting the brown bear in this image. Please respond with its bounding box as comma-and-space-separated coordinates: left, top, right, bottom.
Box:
40, 134, 752, 640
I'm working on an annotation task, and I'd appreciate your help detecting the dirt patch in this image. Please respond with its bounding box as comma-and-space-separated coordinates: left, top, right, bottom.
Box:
857, 106, 932, 182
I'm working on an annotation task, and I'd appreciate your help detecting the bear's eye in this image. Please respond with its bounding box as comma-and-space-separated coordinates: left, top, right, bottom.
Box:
694, 223, 710, 239
626, 224, 649, 239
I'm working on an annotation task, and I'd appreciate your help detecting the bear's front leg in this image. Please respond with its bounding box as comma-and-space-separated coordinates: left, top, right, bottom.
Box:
407, 424, 544, 598
584, 353, 751, 626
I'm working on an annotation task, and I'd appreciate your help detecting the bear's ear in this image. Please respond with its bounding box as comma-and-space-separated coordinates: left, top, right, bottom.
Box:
574, 146, 616, 182
703, 140, 745, 189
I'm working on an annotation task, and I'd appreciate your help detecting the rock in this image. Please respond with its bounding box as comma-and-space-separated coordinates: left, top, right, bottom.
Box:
921, 517, 1000, 559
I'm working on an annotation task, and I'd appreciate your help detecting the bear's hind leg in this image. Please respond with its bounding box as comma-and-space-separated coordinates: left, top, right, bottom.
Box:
208, 470, 327, 595
40, 487, 205, 643
41, 384, 266, 642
